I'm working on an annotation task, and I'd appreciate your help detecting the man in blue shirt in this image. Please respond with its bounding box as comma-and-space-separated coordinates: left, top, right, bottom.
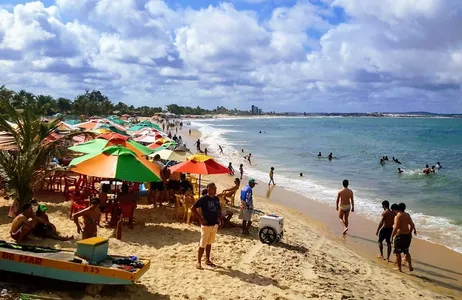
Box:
240, 178, 257, 234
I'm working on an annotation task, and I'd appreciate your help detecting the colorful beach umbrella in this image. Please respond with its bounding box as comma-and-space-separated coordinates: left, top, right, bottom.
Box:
94, 124, 128, 136
149, 148, 193, 162
169, 154, 230, 194
96, 132, 129, 141
69, 145, 162, 182
147, 140, 176, 150
69, 138, 154, 156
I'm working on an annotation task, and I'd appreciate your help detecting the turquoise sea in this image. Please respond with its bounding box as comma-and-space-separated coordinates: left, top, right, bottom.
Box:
192, 117, 462, 253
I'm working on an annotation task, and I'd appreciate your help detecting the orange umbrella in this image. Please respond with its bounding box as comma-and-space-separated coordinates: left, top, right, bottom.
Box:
97, 132, 129, 141
169, 154, 230, 194
69, 146, 162, 182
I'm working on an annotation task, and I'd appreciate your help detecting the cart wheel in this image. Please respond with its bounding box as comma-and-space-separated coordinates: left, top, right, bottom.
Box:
259, 226, 277, 244
86, 284, 104, 297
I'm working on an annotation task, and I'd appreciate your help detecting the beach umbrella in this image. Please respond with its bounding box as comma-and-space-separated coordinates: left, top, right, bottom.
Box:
96, 132, 129, 141
69, 138, 154, 156
76, 120, 101, 131
94, 124, 128, 136
69, 145, 162, 182
149, 148, 192, 162
169, 154, 229, 194
135, 134, 164, 144
147, 140, 176, 150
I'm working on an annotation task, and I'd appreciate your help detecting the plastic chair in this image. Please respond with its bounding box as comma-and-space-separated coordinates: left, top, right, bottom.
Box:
64, 176, 77, 200
174, 194, 184, 219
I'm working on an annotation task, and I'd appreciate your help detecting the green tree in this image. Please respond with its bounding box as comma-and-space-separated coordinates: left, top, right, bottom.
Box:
0, 95, 90, 214
56, 97, 73, 113
36, 95, 57, 115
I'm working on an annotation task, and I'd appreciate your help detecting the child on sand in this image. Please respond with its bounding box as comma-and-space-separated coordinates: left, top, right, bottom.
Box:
268, 167, 275, 185
239, 164, 244, 180
228, 162, 235, 175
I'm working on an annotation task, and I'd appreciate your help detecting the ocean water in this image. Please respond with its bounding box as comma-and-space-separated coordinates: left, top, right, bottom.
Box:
191, 117, 462, 253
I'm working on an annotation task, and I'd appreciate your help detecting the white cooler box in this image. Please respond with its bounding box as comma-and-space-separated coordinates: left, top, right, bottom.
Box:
258, 214, 284, 245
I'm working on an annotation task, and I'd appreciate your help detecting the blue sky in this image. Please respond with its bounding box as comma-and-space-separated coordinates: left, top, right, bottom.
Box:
0, 0, 461, 113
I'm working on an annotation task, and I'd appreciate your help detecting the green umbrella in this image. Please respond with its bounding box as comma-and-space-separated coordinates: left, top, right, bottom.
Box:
127, 123, 162, 132
69, 138, 154, 156
69, 146, 162, 182
95, 124, 129, 136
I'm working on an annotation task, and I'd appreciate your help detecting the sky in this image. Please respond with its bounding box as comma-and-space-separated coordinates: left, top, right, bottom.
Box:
0, 0, 461, 113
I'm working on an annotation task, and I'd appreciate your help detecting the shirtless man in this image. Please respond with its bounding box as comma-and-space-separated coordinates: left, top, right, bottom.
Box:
73, 198, 101, 239
376, 200, 395, 262
10, 203, 37, 242
336, 179, 354, 235
391, 202, 414, 272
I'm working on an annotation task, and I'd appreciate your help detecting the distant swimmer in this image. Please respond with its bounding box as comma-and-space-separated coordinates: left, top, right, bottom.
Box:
376, 200, 395, 262
336, 179, 354, 235
436, 162, 442, 169
300, 173, 303, 177
423, 164, 431, 175
218, 145, 224, 154
259, 131, 262, 133
241, 149, 244, 153
328, 152, 333, 160
384, 156, 389, 161
393, 157, 402, 164
431, 166, 436, 173
398, 168, 403, 174
380, 158, 385, 165
318, 152, 322, 157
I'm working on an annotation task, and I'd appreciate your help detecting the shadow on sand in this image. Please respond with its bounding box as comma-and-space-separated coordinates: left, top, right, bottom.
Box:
0, 270, 169, 299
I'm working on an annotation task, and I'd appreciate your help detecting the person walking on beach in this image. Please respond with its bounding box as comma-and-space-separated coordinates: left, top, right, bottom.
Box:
239, 164, 244, 180
240, 179, 257, 234
391, 203, 414, 272
219, 145, 224, 154
246, 153, 252, 165
191, 182, 222, 270
204, 148, 208, 156
376, 200, 395, 262
268, 167, 276, 185
194, 139, 201, 152
336, 179, 354, 235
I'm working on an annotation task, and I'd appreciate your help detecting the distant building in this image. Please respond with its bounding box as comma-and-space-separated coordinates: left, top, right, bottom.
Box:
251, 105, 262, 115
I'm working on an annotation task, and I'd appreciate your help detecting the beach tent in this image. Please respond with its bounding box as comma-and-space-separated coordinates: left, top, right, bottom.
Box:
69, 145, 162, 183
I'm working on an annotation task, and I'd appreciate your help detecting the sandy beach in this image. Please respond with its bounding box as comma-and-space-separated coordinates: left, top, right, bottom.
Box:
0, 125, 460, 300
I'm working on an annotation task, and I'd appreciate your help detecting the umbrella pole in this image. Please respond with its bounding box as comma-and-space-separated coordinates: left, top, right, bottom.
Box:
198, 174, 201, 196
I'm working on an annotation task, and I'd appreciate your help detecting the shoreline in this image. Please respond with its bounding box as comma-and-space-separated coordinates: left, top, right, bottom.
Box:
185, 124, 462, 297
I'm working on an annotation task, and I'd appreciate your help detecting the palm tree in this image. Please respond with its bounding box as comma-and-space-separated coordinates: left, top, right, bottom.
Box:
0, 89, 91, 216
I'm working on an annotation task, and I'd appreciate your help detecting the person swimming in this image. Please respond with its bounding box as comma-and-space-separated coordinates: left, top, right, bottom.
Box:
398, 168, 403, 174
423, 164, 431, 175
431, 166, 436, 173
318, 152, 322, 157
380, 158, 385, 165
436, 162, 442, 169
300, 173, 303, 177
328, 153, 333, 160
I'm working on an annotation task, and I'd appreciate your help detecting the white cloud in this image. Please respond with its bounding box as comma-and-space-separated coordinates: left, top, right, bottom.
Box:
0, 0, 460, 112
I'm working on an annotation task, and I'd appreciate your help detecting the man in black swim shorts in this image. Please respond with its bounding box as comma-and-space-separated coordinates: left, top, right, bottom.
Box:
391, 203, 414, 272
376, 200, 395, 262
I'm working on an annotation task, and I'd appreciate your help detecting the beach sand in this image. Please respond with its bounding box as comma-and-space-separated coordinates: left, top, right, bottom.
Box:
0, 125, 459, 300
